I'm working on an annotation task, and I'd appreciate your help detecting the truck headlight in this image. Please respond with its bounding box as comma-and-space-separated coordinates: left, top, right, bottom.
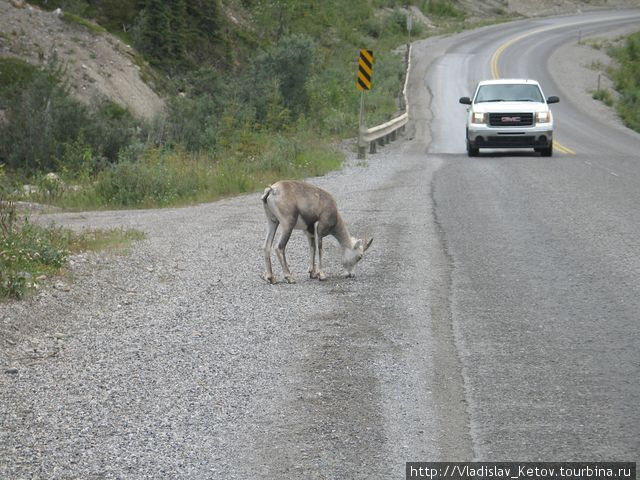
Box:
536, 111, 551, 123
472, 112, 487, 124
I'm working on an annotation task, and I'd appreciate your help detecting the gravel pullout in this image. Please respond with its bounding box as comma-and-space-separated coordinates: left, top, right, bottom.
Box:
0, 150, 458, 478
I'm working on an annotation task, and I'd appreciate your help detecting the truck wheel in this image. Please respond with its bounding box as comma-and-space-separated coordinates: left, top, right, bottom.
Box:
540, 142, 553, 157
467, 139, 479, 157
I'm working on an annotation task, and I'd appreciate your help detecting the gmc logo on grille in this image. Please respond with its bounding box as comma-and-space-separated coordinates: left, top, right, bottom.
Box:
501, 116, 521, 122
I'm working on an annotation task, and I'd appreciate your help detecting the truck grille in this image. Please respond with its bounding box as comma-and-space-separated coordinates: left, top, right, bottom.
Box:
489, 113, 534, 127
486, 136, 535, 146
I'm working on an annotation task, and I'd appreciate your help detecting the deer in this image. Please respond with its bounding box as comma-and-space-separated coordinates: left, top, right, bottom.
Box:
261, 180, 373, 284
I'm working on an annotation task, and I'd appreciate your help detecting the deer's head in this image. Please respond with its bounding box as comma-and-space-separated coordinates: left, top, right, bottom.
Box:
342, 237, 373, 277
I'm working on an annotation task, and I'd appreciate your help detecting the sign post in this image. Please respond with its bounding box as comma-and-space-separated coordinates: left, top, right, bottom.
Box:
357, 49, 373, 159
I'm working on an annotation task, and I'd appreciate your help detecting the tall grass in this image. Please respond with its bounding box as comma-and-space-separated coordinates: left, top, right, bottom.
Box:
608, 31, 640, 132
422, 1, 465, 19
592, 88, 614, 107
53, 133, 343, 209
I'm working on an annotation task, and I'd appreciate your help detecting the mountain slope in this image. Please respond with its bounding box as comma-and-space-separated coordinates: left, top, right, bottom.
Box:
0, 0, 163, 119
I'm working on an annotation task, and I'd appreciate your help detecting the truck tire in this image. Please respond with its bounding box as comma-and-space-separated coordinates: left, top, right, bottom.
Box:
467, 138, 479, 157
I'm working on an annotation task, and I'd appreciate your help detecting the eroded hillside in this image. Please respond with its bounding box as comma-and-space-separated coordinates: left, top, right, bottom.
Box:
0, 0, 163, 119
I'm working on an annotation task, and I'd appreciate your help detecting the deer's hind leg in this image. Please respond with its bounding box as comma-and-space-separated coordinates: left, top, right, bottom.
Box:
275, 222, 296, 283
262, 218, 279, 284
314, 221, 327, 281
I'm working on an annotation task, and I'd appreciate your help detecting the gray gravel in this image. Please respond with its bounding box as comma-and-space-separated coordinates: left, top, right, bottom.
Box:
1, 139, 463, 478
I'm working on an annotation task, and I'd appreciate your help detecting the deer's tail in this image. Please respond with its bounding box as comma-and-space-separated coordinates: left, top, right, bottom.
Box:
261, 186, 273, 203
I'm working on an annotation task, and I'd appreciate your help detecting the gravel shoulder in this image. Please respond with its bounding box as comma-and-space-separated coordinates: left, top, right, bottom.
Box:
0, 148, 460, 477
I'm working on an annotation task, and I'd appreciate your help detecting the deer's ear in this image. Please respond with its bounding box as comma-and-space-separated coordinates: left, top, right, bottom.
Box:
364, 237, 373, 252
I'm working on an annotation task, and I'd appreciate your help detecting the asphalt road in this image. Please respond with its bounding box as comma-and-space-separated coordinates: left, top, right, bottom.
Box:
421, 10, 640, 460
1, 10, 639, 480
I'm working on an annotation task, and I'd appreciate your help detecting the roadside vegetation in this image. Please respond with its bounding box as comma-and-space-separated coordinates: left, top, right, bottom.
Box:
588, 30, 640, 132
0, 0, 483, 211
608, 31, 640, 132
0, 198, 144, 300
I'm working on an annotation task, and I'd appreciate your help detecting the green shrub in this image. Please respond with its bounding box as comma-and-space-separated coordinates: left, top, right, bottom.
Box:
422, 0, 465, 19
0, 69, 85, 173
592, 88, 614, 107
161, 94, 222, 151
0, 200, 69, 298
0, 196, 145, 299
253, 34, 317, 119
0, 57, 143, 176
609, 31, 640, 132
92, 148, 210, 206
86, 100, 141, 164
36, 172, 66, 204
0, 164, 10, 197
0, 58, 40, 106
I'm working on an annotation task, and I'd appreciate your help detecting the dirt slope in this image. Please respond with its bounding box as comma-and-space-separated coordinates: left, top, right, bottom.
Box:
0, 0, 163, 120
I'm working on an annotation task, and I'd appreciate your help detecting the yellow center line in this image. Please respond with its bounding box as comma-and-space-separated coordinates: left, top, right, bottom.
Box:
490, 26, 577, 155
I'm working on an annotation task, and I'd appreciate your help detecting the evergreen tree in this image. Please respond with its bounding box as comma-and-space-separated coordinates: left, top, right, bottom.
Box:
167, 0, 187, 58
141, 0, 171, 63
187, 0, 220, 42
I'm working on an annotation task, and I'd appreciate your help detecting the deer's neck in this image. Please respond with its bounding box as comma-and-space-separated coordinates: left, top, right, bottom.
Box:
332, 215, 353, 249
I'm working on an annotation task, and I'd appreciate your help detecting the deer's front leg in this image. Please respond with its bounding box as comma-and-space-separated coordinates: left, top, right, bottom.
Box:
276, 223, 296, 283
306, 233, 318, 278
314, 222, 327, 281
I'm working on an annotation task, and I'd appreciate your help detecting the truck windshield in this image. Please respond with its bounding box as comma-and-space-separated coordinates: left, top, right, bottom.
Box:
475, 84, 544, 103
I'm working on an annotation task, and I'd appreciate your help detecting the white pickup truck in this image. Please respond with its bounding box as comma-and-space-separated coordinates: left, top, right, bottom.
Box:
459, 79, 559, 157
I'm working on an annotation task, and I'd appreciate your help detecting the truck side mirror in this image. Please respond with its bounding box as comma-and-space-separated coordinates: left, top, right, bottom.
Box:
459, 97, 472, 105
547, 96, 559, 104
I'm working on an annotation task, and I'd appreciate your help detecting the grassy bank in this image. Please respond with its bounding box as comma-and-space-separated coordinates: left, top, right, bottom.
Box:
589, 30, 640, 132
608, 31, 640, 132
0, 199, 144, 300
54, 134, 344, 209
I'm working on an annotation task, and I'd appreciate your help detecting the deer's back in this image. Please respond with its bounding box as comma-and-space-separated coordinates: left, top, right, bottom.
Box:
268, 181, 339, 233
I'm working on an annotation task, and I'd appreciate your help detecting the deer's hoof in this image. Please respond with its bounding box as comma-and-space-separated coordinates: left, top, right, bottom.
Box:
317, 272, 327, 281
262, 272, 276, 284
309, 270, 319, 279
284, 275, 296, 284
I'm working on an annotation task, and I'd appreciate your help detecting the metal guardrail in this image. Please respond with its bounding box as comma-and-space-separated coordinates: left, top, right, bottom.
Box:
358, 44, 412, 158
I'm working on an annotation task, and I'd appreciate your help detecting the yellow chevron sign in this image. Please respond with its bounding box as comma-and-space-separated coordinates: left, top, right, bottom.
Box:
357, 49, 373, 91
